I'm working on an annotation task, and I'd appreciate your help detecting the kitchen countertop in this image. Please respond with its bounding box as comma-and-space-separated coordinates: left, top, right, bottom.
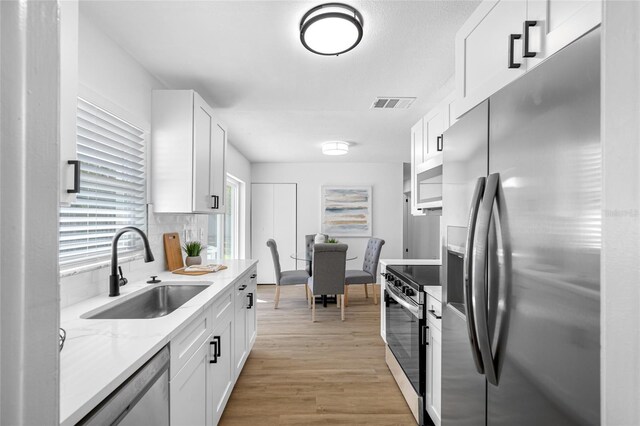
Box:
379, 258, 442, 301
59, 259, 257, 426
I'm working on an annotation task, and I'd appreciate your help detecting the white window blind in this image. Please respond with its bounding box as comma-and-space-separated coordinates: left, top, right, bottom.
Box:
59, 98, 147, 271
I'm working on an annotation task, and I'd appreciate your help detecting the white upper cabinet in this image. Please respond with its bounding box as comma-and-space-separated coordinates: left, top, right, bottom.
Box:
526, 0, 601, 70
59, 0, 79, 205
410, 121, 425, 216
454, 0, 601, 118
151, 90, 227, 214
410, 91, 457, 214
455, 0, 528, 118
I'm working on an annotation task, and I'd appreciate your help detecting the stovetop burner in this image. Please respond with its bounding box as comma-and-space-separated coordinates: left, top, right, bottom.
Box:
386, 264, 441, 290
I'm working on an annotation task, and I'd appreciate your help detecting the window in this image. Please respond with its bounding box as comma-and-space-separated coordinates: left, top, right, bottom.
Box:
59, 98, 147, 272
208, 175, 243, 260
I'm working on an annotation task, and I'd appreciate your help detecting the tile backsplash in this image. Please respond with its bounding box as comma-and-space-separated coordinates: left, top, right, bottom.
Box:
59, 210, 209, 308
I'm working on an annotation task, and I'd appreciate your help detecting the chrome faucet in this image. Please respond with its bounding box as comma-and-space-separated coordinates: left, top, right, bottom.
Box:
109, 226, 155, 297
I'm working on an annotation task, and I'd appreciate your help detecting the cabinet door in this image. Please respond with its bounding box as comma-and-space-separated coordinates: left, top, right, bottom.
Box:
170, 336, 212, 426
455, 0, 527, 118
431, 324, 442, 426
410, 120, 425, 216
246, 272, 257, 348
210, 312, 234, 425
411, 120, 424, 166
424, 109, 445, 161
426, 320, 442, 426
526, 0, 601, 70
210, 122, 227, 213
59, 0, 79, 205
193, 93, 215, 213
234, 281, 248, 374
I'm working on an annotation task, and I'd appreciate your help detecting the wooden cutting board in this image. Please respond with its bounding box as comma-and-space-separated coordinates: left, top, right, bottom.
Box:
163, 232, 184, 272
172, 265, 228, 276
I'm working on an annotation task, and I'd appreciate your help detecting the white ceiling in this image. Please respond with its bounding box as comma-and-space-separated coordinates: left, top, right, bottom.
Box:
80, 0, 480, 163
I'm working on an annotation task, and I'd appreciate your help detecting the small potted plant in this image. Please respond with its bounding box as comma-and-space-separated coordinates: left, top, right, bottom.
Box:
182, 241, 205, 266
326, 238, 339, 243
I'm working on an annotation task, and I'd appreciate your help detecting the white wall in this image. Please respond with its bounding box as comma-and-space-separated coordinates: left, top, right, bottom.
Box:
225, 143, 252, 259
251, 162, 404, 269
60, 12, 208, 307
601, 2, 640, 424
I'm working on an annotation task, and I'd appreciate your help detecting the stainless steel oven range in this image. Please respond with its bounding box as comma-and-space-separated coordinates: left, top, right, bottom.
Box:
383, 264, 440, 426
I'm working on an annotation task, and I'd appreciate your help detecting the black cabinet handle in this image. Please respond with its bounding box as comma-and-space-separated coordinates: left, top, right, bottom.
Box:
428, 309, 442, 320
437, 135, 443, 152
211, 195, 219, 209
239, 284, 247, 291
250, 274, 257, 279
214, 335, 221, 357
523, 20, 537, 58
67, 160, 81, 193
209, 340, 218, 364
209, 335, 221, 363
247, 293, 254, 309
508, 34, 522, 69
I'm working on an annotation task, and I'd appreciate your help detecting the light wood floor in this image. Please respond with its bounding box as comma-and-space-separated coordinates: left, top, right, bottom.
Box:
220, 284, 416, 425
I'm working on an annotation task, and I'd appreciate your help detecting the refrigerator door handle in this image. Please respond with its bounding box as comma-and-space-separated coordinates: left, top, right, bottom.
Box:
463, 177, 486, 374
472, 173, 500, 386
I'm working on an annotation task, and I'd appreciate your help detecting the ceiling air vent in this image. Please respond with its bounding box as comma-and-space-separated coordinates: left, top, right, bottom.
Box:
371, 97, 416, 110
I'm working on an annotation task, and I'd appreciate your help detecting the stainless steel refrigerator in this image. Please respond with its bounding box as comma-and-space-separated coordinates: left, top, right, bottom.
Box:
441, 28, 601, 426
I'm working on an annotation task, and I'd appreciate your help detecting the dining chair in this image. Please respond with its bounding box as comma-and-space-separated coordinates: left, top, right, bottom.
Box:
307, 243, 347, 322
266, 239, 310, 309
304, 233, 328, 275
344, 238, 385, 306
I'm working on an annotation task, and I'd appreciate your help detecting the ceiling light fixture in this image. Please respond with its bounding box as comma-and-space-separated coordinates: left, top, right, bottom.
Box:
322, 141, 350, 156
300, 3, 363, 56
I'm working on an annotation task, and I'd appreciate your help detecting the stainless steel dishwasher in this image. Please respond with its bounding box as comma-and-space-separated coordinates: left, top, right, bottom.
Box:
78, 345, 170, 426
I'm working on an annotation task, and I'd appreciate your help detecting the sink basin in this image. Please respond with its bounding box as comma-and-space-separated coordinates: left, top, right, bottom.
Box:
83, 284, 209, 320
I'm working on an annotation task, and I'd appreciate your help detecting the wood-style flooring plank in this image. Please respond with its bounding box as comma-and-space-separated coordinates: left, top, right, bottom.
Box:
219, 284, 416, 425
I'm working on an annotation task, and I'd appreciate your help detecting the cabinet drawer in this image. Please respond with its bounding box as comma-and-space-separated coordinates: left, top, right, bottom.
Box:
171, 309, 212, 380
426, 294, 442, 330
212, 287, 233, 321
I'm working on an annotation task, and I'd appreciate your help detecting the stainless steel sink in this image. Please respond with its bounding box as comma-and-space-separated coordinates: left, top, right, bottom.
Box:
83, 284, 209, 320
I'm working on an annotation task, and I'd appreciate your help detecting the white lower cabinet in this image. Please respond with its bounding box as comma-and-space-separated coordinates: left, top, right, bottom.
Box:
425, 295, 442, 426
246, 271, 258, 348
233, 280, 248, 373
234, 268, 258, 375
171, 335, 213, 426
210, 310, 234, 425
170, 267, 258, 425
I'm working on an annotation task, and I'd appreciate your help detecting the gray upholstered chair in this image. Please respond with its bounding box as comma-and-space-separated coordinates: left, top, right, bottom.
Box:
304, 234, 328, 275
307, 243, 348, 322
266, 239, 310, 309
344, 238, 385, 306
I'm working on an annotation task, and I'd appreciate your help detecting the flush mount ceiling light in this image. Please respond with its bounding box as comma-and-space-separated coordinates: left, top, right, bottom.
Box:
300, 3, 363, 56
322, 141, 350, 156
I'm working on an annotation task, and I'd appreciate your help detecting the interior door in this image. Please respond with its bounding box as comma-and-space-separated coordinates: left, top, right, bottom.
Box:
251, 183, 297, 283
273, 184, 297, 272
251, 184, 275, 283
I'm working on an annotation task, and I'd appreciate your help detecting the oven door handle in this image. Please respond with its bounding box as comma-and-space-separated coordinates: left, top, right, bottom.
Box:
387, 286, 421, 319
